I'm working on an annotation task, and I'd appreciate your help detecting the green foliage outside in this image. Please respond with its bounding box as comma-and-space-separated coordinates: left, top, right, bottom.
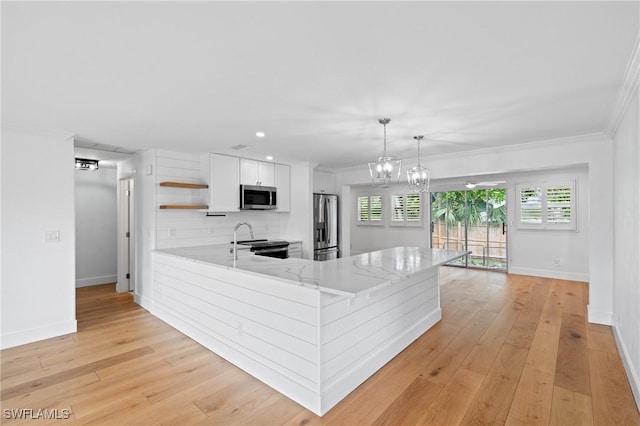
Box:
431, 189, 506, 227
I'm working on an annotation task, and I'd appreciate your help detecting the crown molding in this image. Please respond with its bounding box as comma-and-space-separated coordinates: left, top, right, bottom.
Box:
333, 132, 609, 174
604, 31, 640, 137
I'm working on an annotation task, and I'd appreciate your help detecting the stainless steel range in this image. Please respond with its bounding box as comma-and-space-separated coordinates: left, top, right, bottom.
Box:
234, 239, 290, 259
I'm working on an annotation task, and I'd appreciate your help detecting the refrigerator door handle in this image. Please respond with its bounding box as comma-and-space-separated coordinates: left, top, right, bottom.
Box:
325, 198, 331, 246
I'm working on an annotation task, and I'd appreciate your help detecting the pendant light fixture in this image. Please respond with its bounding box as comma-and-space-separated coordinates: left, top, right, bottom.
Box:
407, 135, 430, 193
368, 118, 401, 187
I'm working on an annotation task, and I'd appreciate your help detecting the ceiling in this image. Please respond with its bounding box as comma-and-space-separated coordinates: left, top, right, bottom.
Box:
2, 1, 638, 170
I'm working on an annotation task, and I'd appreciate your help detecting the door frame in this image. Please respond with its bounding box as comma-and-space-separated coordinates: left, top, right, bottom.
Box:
117, 177, 135, 293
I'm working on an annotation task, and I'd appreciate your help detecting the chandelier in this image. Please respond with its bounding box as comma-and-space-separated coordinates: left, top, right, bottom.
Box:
368, 118, 401, 187
407, 136, 430, 193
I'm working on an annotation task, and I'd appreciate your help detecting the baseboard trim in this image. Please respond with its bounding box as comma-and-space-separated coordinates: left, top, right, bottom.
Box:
75, 275, 117, 287
0, 320, 77, 350
587, 305, 613, 326
509, 267, 589, 282
613, 325, 640, 412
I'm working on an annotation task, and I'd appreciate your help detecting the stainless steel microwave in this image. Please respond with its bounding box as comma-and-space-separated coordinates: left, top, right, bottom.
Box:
240, 185, 277, 210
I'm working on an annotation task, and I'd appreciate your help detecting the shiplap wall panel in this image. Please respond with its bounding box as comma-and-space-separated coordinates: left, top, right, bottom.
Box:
155, 150, 281, 249
153, 255, 319, 387
155, 255, 316, 315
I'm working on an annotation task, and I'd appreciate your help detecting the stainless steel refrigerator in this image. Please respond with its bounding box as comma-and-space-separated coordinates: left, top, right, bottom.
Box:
314, 193, 339, 261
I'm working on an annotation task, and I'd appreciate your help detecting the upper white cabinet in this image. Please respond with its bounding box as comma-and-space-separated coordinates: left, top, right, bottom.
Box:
207, 153, 240, 212
313, 170, 336, 194
274, 164, 290, 212
240, 159, 275, 187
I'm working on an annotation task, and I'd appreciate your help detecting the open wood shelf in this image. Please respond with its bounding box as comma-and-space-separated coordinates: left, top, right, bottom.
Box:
159, 181, 208, 189
159, 205, 209, 210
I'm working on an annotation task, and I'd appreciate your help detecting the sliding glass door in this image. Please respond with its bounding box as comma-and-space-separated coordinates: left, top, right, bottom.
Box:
431, 188, 507, 271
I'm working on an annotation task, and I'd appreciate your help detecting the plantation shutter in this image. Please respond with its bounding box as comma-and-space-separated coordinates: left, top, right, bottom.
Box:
391, 195, 404, 221
406, 194, 421, 221
547, 185, 572, 224
357, 196, 369, 221
519, 187, 542, 224
370, 195, 383, 221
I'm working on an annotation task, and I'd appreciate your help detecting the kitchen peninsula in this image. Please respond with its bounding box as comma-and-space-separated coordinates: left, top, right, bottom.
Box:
152, 246, 468, 415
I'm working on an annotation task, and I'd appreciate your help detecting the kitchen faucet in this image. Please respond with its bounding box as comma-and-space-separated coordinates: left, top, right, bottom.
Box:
232, 221, 254, 260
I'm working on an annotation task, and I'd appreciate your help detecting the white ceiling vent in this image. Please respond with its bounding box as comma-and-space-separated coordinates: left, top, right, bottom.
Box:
230, 144, 250, 150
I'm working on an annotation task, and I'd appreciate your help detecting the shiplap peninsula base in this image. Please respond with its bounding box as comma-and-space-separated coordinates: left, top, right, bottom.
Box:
152, 246, 468, 416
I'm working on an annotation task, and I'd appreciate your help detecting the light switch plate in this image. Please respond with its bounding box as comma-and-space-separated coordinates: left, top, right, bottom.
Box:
44, 230, 60, 243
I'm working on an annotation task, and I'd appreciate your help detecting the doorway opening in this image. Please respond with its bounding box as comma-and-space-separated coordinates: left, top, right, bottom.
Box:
430, 188, 507, 271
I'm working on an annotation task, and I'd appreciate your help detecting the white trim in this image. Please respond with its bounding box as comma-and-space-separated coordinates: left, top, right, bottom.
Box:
334, 133, 608, 174
75, 275, 117, 287
134, 293, 153, 311
605, 32, 640, 137
509, 267, 589, 283
587, 304, 613, 326
613, 325, 640, 412
0, 320, 77, 350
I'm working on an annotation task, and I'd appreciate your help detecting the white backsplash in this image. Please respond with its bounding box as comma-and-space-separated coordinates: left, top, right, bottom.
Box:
155, 149, 281, 249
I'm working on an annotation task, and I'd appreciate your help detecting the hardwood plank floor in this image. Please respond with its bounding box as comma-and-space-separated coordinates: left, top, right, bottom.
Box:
1, 270, 639, 425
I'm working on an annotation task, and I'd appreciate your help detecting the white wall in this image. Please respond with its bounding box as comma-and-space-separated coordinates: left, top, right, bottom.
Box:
336, 134, 613, 325
507, 167, 589, 282
1, 128, 77, 349
75, 166, 117, 287
612, 87, 640, 409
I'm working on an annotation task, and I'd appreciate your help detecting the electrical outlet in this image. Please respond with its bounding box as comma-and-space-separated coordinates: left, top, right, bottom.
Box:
553, 259, 561, 267
168, 227, 176, 237
209, 226, 215, 234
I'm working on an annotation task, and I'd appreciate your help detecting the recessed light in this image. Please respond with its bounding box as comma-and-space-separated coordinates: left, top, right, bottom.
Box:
256, 131, 266, 138
266, 156, 273, 161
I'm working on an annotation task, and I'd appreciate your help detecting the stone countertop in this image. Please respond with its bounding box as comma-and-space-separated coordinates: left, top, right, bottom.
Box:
155, 245, 470, 298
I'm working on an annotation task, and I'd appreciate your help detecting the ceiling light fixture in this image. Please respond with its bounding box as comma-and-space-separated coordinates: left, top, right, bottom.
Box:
266, 155, 273, 160
407, 136, 430, 193
256, 131, 266, 138
368, 118, 401, 187
465, 182, 477, 189
75, 158, 99, 171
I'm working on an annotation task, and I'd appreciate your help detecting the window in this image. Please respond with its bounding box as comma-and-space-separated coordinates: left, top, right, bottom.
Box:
516, 181, 576, 230
357, 194, 383, 224
390, 193, 422, 225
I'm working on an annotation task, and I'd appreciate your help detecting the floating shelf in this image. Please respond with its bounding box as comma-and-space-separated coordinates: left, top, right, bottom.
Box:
159, 205, 209, 210
159, 181, 208, 189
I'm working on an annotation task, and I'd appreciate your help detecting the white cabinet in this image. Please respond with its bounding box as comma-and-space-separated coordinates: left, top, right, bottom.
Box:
208, 153, 240, 212
275, 164, 290, 212
313, 170, 336, 194
288, 241, 302, 258
240, 159, 275, 187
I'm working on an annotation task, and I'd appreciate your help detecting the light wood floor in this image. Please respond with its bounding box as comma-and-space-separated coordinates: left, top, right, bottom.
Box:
1, 269, 639, 425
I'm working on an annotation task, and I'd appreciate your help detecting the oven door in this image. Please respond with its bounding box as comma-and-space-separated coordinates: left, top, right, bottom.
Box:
240, 185, 277, 210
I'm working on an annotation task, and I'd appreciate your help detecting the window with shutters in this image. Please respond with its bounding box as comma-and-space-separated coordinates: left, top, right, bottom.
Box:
357, 194, 384, 225
390, 193, 422, 226
516, 181, 576, 230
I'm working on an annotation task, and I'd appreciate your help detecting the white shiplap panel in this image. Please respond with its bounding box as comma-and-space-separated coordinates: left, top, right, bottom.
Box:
321, 298, 438, 384
154, 253, 316, 312
156, 149, 201, 163
157, 165, 201, 180
154, 291, 317, 387
320, 268, 437, 326
154, 268, 317, 346
321, 288, 437, 361
157, 281, 317, 366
